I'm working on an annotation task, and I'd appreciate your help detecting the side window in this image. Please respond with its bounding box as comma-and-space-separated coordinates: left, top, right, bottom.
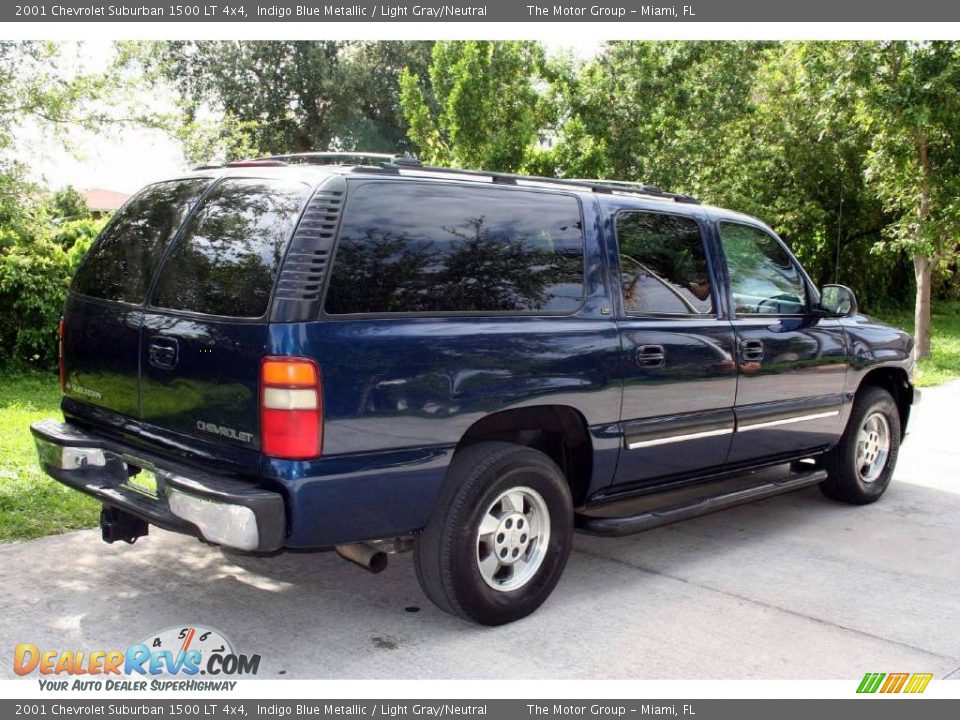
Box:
718, 222, 808, 315
324, 182, 584, 315
615, 211, 714, 315
72, 179, 210, 304
151, 178, 310, 318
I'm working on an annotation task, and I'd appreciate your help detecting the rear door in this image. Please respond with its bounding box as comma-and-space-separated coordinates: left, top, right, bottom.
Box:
62, 179, 211, 425
140, 177, 312, 451
717, 220, 848, 463
610, 207, 739, 488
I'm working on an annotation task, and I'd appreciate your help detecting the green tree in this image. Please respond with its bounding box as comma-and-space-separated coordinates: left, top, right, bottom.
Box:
544, 41, 911, 310
830, 42, 960, 359
399, 41, 552, 171
0, 42, 133, 366
542, 42, 771, 187
50, 186, 90, 220
51, 217, 108, 250
138, 41, 434, 163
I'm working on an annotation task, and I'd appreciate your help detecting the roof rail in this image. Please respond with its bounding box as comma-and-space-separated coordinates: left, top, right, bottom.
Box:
366, 161, 699, 205
226, 159, 289, 167
569, 178, 666, 194
201, 150, 699, 204
258, 151, 422, 167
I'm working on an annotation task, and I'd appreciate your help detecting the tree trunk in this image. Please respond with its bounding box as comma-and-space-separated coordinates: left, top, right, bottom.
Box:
914, 134, 933, 361
913, 253, 932, 360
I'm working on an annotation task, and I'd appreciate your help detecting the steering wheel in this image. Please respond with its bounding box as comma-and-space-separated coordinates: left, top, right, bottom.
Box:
757, 293, 801, 314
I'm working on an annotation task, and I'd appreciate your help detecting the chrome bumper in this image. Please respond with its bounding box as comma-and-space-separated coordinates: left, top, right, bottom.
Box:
31, 419, 285, 552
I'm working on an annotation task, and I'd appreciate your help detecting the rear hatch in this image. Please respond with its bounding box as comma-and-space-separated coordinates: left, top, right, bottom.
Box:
63, 178, 212, 430
63, 174, 314, 462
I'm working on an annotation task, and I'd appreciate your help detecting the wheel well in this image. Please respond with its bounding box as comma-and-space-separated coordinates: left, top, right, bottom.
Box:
859, 367, 912, 438
455, 406, 593, 506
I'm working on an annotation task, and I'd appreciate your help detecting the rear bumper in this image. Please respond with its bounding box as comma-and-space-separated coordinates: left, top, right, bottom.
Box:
31, 419, 286, 552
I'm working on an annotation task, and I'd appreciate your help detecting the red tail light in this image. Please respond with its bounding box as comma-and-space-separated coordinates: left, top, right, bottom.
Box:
58, 317, 66, 393
260, 357, 323, 459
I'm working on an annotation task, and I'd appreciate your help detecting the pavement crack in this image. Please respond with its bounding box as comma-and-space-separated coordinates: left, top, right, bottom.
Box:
572, 546, 960, 665
944, 665, 960, 679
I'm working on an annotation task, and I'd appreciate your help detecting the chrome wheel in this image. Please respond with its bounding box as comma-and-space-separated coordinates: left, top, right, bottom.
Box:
856, 412, 890, 483
476, 486, 551, 592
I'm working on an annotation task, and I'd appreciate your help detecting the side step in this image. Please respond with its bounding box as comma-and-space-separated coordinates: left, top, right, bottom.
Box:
575, 464, 828, 537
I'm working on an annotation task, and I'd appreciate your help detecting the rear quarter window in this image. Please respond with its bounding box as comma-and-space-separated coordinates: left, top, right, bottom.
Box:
324, 182, 585, 315
151, 178, 310, 318
71, 178, 211, 304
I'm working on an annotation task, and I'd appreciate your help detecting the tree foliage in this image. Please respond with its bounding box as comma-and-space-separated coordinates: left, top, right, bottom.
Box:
139, 41, 434, 163
537, 41, 924, 312
50, 186, 90, 221
399, 41, 553, 171
828, 42, 960, 356
0, 42, 126, 366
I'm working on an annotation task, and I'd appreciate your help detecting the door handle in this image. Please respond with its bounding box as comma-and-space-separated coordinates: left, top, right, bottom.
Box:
739, 339, 764, 363
636, 344, 666, 368
148, 338, 179, 370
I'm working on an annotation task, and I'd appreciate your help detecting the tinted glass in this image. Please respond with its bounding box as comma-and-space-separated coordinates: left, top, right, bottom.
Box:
616, 212, 713, 315
719, 222, 807, 315
152, 179, 309, 318
72, 179, 210, 303
325, 182, 584, 315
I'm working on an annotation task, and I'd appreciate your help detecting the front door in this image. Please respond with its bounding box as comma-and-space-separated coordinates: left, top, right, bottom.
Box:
610, 208, 738, 488
716, 221, 848, 464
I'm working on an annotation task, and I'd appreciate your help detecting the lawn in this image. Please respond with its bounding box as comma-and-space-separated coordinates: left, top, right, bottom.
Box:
0, 302, 958, 544
0, 366, 98, 542
874, 300, 960, 387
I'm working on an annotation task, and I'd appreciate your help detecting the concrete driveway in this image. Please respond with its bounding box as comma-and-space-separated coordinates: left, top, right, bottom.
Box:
2, 383, 959, 680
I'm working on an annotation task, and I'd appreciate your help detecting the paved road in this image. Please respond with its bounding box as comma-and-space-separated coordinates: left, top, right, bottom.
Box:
2, 383, 959, 680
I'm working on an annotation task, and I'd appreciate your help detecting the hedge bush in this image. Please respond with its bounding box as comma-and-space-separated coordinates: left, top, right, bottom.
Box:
0, 211, 102, 368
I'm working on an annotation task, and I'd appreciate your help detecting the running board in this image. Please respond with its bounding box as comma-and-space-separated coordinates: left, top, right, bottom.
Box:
575, 466, 828, 537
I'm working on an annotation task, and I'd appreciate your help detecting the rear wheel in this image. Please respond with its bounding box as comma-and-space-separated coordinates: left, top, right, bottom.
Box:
415, 442, 573, 625
820, 386, 901, 504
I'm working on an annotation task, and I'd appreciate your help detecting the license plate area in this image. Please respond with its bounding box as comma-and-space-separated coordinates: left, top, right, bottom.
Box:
124, 468, 159, 499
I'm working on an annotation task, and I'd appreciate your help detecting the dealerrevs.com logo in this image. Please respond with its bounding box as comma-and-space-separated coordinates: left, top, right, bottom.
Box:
14, 626, 260, 692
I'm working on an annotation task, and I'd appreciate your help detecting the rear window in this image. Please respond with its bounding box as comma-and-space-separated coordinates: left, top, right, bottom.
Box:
72, 179, 210, 304
151, 178, 310, 318
324, 182, 585, 315
616, 211, 714, 315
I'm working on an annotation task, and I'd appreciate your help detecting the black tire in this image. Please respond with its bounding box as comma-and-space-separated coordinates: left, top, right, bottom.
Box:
820, 386, 901, 505
414, 441, 573, 626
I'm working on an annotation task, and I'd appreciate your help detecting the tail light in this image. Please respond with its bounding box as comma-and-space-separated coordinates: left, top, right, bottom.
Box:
57, 317, 66, 393
260, 357, 323, 459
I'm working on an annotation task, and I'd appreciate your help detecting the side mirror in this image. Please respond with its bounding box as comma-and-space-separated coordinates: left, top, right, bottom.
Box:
819, 284, 858, 317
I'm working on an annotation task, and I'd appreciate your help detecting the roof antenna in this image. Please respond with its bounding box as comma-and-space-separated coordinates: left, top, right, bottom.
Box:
834, 175, 844, 284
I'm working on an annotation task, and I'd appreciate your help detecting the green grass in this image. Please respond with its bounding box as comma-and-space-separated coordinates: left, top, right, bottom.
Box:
874, 300, 960, 388
0, 366, 98, 542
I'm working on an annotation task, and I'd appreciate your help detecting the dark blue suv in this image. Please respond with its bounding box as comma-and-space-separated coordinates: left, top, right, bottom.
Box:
32, 153, 917, 625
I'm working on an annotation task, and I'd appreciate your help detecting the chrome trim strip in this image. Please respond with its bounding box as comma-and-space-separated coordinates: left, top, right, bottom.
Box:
737, 410, 840, 432
626, 427, 734, 450
625, 409, 841, 449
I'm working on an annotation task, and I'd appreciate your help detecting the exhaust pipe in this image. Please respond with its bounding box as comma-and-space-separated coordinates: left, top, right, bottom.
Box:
336, 543, 388, 573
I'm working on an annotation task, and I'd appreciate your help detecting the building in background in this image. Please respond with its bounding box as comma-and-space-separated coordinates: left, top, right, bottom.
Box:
82, 188, 130, 218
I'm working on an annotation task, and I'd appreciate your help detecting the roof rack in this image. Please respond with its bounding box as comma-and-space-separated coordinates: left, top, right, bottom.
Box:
364, 161, 700, 205
258, 151, 422, 166
226, 159, 289, 167
569, 178, 666, 194
200, 150, 699, 204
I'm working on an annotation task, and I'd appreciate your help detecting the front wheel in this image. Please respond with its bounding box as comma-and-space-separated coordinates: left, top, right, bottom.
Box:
414, 442, 573, 625
820, 386, 901, 504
